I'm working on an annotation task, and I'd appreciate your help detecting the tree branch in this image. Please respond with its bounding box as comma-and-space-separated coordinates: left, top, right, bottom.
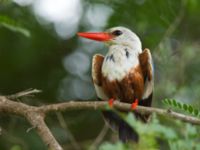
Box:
26, 112, 62, 150
38, 101, 200, 125
1, 89, 200, 150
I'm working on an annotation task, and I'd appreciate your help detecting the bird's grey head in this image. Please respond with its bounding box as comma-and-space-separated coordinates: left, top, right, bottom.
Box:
106, 26, 142, 51
78, 26, 142, 52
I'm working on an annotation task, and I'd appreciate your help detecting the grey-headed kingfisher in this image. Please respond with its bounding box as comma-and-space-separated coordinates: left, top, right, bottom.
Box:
78, 26, 154, 142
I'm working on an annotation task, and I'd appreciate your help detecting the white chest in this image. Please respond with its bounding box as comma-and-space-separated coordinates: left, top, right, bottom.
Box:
102, 45, 140, 81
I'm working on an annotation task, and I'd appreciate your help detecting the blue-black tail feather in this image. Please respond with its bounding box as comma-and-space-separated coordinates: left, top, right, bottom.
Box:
102, 110, 139, 143
135, 93, 153, 122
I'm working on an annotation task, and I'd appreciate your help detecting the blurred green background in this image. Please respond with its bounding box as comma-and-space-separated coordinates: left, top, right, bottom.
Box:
0, 0, 200, 149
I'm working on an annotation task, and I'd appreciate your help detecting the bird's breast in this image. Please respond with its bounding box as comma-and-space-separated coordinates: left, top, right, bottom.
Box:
102, 47, 139, 81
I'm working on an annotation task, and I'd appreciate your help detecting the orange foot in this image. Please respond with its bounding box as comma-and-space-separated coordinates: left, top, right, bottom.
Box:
108, 98, 115, 108
131, 99, 139, 110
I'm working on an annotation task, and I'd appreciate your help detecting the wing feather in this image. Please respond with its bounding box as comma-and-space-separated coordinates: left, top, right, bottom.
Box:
92, 54, 104, 85
136, 48, 154, 122
92, 54, 108, 100
139, 48, 154, 100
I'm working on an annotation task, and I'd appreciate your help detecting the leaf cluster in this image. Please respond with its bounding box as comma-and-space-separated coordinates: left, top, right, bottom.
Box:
163, 99, 200, 117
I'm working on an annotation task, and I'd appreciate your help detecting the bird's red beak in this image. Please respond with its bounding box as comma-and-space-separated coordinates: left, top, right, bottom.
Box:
77, 32, 112, 42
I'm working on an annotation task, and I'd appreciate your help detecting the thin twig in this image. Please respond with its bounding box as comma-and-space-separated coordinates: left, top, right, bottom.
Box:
56, 112, 81, 150
7, 88, 42, 99
89, 124, 109, 150
1, 127, 28, 149
155, 0, 187, 52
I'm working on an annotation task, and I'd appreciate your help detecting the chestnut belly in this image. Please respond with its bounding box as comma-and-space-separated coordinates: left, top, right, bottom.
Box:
101, 67, 144, 103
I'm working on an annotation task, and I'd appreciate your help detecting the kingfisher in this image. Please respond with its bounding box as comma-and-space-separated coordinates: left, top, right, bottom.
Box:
78, 27, 154, 143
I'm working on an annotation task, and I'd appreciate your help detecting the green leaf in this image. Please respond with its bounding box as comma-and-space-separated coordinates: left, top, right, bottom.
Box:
188, 105, 193, 114
167, 99, 172, 105
172, 99, 177, 107
177, 102, 182, 109
0, 15, 30, 37
194, 109, 199, 116
162, 99, 169, 105
183, 104, 188, 111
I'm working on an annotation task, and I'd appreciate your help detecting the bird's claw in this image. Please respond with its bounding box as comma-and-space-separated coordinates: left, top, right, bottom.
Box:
131, 99, 139, 110
108, 98, 114, 108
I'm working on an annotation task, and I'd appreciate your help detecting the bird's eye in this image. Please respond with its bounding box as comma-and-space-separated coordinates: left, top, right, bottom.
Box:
112, 30, 123, 36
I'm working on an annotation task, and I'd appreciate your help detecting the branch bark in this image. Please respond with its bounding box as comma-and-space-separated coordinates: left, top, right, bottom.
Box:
0, 90, 63, 150
1, 89, 200, 150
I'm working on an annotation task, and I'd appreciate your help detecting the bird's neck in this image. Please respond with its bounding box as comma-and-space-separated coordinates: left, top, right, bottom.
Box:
109, 44, 142, 55
106, 41, 142, 53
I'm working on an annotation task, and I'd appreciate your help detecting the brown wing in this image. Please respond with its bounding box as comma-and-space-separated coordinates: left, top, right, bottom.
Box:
92, 54, 108, 100
92, 54, 104, 85
139, 48, 153, 81
138, 48, 154, 122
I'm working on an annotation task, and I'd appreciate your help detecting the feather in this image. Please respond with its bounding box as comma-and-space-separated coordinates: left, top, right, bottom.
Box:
92, 54, 108, 100
92, 54, 104, 86
102, 110, 139, 142
138, 48, 154, 122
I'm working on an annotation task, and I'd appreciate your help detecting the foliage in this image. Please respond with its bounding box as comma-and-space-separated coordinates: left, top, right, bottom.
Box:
10, 145, 22, 150
0, 15, 30, 37
163, 99, 200, 117
99, 113, 200, 150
